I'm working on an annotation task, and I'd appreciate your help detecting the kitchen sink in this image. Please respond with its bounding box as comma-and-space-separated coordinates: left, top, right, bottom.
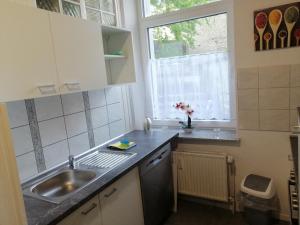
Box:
31, 169, 96, 199
24, 150, 136, 204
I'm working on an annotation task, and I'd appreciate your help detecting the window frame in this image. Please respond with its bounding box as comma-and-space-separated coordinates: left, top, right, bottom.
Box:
138, 0, 236, 129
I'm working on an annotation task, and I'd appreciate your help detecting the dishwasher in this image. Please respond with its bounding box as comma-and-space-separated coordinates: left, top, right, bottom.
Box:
139, 143, 173, 225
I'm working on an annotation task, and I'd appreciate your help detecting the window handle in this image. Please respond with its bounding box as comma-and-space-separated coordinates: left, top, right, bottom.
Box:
38, 84, 57, 95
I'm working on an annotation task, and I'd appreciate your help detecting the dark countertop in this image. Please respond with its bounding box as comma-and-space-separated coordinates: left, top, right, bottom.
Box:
153, 127, 240, 144
24, 130, 179, 225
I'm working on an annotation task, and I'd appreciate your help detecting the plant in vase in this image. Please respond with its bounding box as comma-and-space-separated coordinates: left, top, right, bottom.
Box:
174, 102, 194, 133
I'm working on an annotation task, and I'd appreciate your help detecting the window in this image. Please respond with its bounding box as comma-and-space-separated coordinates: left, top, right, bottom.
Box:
37, 0, 82, 17
143, 0, 220, 17
36, 0, 118, 26
140, 0, 235, 127
85, 0, 116, 26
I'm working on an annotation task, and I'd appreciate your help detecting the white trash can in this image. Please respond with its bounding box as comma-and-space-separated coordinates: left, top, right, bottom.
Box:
240, 174, 279, 225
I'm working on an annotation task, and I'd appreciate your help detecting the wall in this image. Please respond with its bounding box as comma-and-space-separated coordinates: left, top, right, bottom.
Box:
238, 64, 300, 131
234, 0, 300, 68
175, 0, 300, 220
7, 86, 132, 182
120, 0, 146, 130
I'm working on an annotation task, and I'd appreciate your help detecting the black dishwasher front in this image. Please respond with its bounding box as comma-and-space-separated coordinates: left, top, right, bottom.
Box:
139, 144, 173, 225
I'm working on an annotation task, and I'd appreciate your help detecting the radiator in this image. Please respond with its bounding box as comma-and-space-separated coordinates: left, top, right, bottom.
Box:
173, 151, 229, 202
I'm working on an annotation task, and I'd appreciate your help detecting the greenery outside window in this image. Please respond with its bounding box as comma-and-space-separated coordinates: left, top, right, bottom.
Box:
140, 0, 236, 128
143, 0, 220, 17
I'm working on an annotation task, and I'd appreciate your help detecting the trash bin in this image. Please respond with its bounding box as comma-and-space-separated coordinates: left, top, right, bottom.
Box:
240, 174, 279, 225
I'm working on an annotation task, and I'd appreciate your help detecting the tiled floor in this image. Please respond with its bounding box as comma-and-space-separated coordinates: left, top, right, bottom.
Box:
164, 200, 289, 225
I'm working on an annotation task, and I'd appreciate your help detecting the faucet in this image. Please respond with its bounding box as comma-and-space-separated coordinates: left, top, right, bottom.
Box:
69, 155, 75, 169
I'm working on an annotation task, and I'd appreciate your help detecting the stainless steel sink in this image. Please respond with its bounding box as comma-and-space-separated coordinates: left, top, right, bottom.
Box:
31, 169, 96, 198
24, 150, 136, 204
25, 169, 97, 203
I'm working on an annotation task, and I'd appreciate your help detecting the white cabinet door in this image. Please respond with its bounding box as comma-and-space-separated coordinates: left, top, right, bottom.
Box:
58, 196, 102, 225
0, 1, 58, 102
49, 13, 107, 94
99, 168, 144, 225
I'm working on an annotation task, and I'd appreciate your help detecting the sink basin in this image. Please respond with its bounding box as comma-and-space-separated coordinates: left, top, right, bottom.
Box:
30, 169, 96, 202
24, 150, 136, 204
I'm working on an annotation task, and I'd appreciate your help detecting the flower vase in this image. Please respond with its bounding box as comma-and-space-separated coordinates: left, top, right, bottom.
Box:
183, 116, 193, 133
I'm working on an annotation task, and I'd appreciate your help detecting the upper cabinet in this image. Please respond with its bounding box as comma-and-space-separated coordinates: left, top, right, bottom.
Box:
102, 25, 136, 85
0, 1, 136, 102
0, 1, 59, 102
49, 13, 107, 94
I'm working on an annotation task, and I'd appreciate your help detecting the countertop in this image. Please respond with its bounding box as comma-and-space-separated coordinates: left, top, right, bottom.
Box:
153, 127, 240, 144
24, 130, 179, 225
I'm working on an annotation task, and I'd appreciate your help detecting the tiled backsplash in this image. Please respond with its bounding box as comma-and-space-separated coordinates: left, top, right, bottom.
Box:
237, 64, 300, 131
7, 86, 131, 182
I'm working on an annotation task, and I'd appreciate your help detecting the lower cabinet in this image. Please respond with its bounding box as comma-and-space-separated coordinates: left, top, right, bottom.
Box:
99, 167, 144, 225
58, 196, 102, 225
58, 167, 144, 225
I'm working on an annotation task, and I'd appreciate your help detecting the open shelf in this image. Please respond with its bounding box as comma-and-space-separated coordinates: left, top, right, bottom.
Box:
101, 25, 136, 85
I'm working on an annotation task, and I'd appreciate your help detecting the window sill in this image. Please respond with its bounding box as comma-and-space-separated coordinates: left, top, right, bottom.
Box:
152, 127, 240, 145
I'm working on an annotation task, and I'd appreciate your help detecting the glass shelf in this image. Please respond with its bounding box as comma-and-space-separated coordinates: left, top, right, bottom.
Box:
104, 54, 126, 60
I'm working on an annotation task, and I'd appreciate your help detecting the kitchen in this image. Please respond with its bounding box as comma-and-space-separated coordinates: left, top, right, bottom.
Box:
0, 0, 300, 225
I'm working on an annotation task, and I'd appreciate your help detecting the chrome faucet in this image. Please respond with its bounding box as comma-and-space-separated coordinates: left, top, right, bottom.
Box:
69, 155, 75, 169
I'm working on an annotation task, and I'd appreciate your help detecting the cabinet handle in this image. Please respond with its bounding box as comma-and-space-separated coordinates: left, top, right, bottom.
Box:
104, 188, 117, 198
81, 203, 97, 215
38, 84, 57, 95
64, 82, 81, 91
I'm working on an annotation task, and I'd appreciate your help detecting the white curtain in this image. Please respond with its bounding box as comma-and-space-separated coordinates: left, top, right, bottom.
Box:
150, 52, 230, 121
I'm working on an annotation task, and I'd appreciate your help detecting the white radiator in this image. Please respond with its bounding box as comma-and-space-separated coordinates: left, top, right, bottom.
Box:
173, 151, 229, 202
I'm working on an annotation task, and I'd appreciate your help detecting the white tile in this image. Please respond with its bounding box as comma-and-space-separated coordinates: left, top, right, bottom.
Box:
94, 125, 110, 146
238, 89, 258, 110
290, 109, 298, 130
291, 64, 300, 87
16, 152, 38, 182
61, 92, 85, 115
259, 65, 290, 88
6, 100, 28, 128
107, 103, 124, 122
35, 95, 63, 122
11, 125, 33, 156
88, 89, 106, 109
290, 87, 300, 109
65, 112, 87, 138
259, 110, 290, 131
105, 87, 122, 104
109, 120, 125, 139
43, 140, 69, 169
68, 132, 90, 156
39, 117, 67, 147
237, 67, 259, 89
91, 107, 108, 128
259, 88, 289, 110
238, 110, 259, 130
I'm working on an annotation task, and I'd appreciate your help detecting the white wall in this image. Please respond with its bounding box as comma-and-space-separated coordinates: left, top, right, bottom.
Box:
121, 0, 146, 130
182, 0, 299, 220
178, 130, 293, 220
234, 0, 300, 68
233, 0, 299, 219
125, 0, 299, 220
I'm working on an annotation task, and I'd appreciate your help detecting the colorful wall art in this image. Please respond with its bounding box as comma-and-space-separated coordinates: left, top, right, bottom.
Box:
254, 2, 300, 51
